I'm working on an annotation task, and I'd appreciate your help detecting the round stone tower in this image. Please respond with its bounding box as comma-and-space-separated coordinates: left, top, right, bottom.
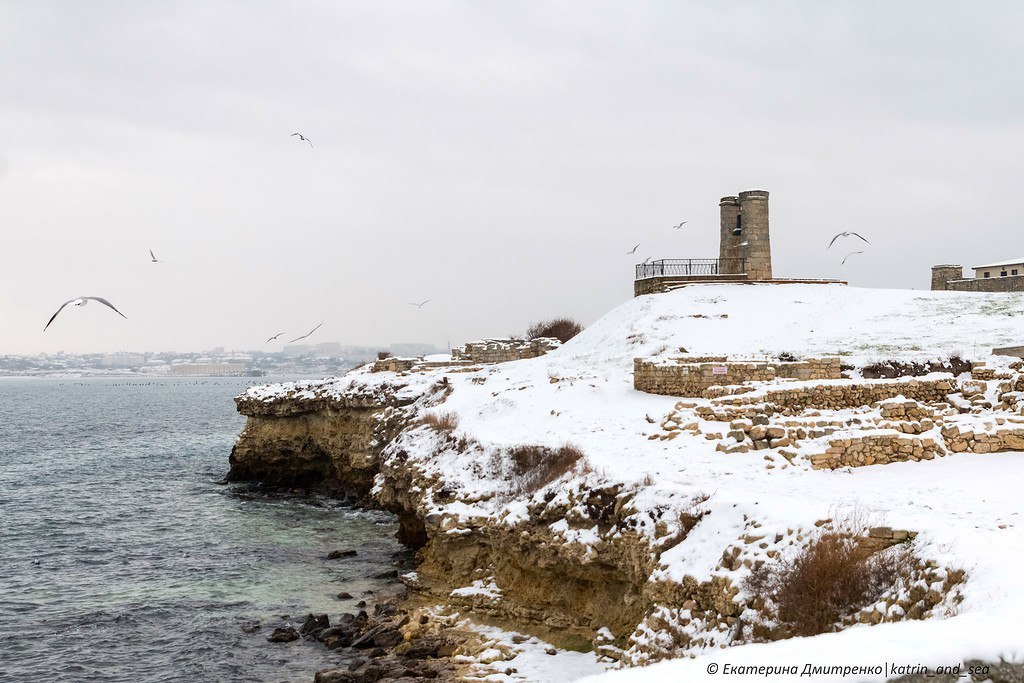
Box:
719, 196, 741, 273
737, 189, 771, 280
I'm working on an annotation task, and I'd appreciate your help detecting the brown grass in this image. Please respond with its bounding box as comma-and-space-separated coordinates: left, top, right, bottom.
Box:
745, 531, 916, 638
419, 411, 459, 433
507, 443, 585, 494
526, 318, 584, 344
377, 350, 392, 360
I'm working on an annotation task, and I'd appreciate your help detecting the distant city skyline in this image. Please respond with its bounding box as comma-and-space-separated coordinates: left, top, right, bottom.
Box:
4, 2, 1024, 354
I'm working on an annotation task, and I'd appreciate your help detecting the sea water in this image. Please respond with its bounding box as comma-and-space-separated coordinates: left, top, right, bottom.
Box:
0, 377, 403, 682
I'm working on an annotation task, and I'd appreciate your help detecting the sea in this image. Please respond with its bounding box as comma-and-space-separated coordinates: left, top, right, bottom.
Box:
0, 376, 405, 683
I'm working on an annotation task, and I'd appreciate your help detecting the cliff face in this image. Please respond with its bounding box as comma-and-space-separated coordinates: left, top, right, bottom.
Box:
228, 383, 414, 498
225, 285, 1024, 675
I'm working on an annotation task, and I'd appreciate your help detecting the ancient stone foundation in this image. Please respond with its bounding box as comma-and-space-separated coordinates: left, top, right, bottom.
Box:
452, 338, 561, 364
634, 356, 842, 397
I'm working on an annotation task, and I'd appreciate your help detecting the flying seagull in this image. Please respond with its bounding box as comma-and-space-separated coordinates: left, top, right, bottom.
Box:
409, 299, 431, 308
672, 221, 688, 229
827, 231, 870, 249
289, 321, 323, 343
841, 251, 864, 266
149, 249, 159, 263
291, 132, 313, 148
44, 297, 127, 331
265, 332, 285, 343
626, 243, 640, 255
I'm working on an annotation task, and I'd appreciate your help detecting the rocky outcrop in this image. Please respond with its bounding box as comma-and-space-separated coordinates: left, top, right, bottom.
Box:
227, 384, 416, 497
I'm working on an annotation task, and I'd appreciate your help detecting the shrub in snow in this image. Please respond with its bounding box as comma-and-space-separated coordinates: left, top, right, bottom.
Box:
526, 318, 584, 344
507, 443, 585, 494
419, 411, 459, 433
744, 530, 917, 639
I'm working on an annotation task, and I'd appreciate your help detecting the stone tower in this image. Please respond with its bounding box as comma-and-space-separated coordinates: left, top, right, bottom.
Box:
718, 196, 741, 274
719, 189, 772, 280
931, 264, 963, 291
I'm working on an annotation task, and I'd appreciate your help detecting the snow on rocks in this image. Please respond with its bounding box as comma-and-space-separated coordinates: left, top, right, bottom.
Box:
236, 284, 1024, 680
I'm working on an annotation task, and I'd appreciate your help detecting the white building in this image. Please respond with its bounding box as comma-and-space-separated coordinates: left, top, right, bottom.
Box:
974, 258, 1024, 280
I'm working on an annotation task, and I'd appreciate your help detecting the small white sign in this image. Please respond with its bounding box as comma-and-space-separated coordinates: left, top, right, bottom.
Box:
712, 366, 728, 375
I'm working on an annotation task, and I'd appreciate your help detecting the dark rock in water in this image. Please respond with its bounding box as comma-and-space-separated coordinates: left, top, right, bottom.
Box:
348, 659, 366, 670
267, 626, 300, 643
373, 603, 398, 618
368, 647, 388, 658
337, 612, 357, 625
301, 613, 331, 637
336, 591, 354, 599
351, 623, 403, 649
313, 668, 353, 683
356, 600, 367, 608
326, 549, 358, 560
317, 625, 356, 644
240, 619, 261, 634
371, 569, 398, 580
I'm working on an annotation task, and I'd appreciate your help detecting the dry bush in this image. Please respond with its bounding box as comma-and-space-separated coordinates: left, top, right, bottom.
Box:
678, 492, 711, 535
507, 443, 584, 494
526, 318, 584, 344
745, 531, 916, 639
419, 411, 459, 433
377, 350, 392, 360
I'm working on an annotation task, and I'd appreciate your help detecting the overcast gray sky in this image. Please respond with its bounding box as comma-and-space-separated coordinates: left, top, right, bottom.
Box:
2, 1, 1023, 355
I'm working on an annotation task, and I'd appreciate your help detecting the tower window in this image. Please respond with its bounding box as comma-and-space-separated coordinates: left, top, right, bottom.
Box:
984, 271, 991, 278
1001, 271, 1008, 277
1013, 269, 1019, 275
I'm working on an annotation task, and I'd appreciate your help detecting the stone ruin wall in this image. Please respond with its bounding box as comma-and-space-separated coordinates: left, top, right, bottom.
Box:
930, 264, 1024, 292
451, 337, 561, 364
633, 356, 844, 398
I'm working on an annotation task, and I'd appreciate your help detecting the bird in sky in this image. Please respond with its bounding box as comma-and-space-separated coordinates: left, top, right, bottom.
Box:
265, 332, 285, 343
149, 249, 159, 263
672, 221, 688, 229
626, 243, 640, 255
642, 256, 652, 265
841, 251, 864, 266
291, 132, 313, 148
827, 231, 870, 249
44, 297, 127, 331
289, 321, 323, 343
409, 299, 431, 308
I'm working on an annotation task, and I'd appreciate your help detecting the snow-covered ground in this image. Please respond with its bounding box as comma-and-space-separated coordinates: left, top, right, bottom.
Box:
246, 284, 1024, 681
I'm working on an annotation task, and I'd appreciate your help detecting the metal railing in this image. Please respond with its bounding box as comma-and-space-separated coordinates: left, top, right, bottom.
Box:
635, 258, 747, 280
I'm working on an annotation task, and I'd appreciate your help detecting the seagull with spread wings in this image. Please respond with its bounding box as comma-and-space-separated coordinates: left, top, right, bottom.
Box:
149, 249, 159, 263
266, 332, 285, 343
827, 231, 869, 249
626, 243, 640, 255
291, 132, 313, 148
289, 321, 323, 343
841, 251, 864, 266
409, 299, 431, 309
672, 221, 688, 229
44, 297, 127, 331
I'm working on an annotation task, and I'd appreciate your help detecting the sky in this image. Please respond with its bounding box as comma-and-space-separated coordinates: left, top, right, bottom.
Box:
2, 1, 1023, 355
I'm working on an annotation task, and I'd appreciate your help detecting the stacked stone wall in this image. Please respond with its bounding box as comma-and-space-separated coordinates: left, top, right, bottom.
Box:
452, 337, 561, 364
371, 357, 418, 373
943, 275, 1024, 293
807, 432, 944, 469
634, 357, 842, 397
699, 376, 955, 419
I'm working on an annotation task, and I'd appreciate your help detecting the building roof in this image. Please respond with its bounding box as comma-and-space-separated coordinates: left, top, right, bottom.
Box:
973, 257, 1024, 270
